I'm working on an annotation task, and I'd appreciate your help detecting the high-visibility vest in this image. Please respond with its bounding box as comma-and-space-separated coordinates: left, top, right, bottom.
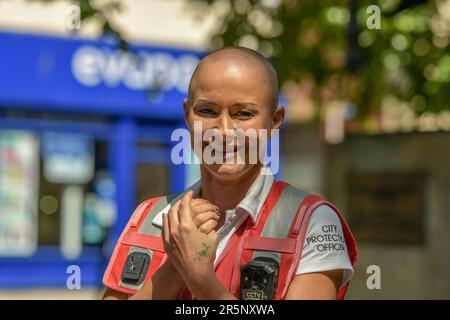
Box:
103, 180, 358, 299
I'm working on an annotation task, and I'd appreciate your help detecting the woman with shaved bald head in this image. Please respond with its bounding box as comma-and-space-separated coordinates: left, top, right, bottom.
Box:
103, 47, 357, 300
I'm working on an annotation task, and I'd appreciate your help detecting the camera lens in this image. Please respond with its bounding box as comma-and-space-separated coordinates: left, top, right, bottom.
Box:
250, 272, 263, 286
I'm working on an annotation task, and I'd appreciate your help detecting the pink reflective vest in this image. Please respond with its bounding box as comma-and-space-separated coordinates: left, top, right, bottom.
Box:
103, 180, 358, 299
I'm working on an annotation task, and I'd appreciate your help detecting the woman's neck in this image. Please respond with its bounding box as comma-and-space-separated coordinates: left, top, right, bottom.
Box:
199, 165, 262, 214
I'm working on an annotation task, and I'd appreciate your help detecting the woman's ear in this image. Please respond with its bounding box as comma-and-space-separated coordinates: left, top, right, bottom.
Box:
271, 106, 285, 130
183, 98, 190, 129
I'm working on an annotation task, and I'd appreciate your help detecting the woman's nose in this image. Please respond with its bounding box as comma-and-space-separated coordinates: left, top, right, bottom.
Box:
216, 112, 236, 135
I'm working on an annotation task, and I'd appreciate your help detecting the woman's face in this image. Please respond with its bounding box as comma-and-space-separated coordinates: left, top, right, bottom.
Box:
184, 58, 284, 181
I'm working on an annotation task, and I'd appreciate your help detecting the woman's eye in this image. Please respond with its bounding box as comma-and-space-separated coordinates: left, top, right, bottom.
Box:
198, 108, 217, 116
236, 111, 254, 118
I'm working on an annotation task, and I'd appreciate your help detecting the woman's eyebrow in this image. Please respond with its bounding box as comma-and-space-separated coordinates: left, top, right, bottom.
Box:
193, 99, 219, 106
192, 100, 259, 108
233, 102, 259, 108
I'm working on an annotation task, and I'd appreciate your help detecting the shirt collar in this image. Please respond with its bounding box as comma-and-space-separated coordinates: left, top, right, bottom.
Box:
152, 167, 274, 227
234, 167, 274, 223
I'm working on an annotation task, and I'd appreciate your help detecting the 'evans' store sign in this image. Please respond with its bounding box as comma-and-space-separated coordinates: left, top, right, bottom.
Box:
0, 31, 202, 119
72, 46, 198, 93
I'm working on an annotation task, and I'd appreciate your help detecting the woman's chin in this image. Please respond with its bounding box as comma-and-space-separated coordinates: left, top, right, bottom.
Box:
205, 163, 251, 180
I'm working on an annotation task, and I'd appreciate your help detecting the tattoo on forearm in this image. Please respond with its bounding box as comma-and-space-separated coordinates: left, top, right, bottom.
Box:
194, 242, 210, 261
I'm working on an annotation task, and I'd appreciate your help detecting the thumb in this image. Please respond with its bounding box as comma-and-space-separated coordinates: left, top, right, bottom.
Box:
178, 190, 194, 224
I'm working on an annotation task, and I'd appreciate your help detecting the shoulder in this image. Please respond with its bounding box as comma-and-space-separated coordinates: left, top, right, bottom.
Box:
308, 204, 343, 228
273, 184, 356, 289
297, 203, 354, 286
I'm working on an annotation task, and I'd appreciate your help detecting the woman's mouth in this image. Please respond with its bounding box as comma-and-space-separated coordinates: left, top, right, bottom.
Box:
203, 143, 245, 161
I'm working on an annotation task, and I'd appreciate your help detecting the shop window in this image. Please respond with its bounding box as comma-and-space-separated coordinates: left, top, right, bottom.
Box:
0, 128, 116, 259
0, 130, 40, 256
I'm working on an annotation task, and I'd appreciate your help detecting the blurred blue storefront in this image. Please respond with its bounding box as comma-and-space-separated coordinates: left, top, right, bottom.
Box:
0, 31, 202, 289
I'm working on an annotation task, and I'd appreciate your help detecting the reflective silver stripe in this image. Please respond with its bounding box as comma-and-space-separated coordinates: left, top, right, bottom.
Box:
252, 185, 310, 264
261, 185, 309, 238
137, 193, 181, 236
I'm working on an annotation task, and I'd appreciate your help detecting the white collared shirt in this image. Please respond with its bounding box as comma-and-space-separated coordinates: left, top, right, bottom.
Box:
152, 169, 354, 288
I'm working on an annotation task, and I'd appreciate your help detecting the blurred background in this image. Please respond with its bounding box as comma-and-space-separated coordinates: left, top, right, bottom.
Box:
0, 0, 449, 299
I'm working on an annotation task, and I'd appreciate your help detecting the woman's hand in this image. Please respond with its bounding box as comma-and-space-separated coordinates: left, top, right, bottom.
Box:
162, 191, 237, 300
127, 194, 220, 300
190, 198, 220, 233
162, 190, 220, 285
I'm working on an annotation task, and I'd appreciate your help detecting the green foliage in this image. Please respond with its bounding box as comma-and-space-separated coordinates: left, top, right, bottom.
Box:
190, 0, 449, 117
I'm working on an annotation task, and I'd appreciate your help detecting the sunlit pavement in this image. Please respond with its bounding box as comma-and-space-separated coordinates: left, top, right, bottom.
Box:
0, 289, 103, 300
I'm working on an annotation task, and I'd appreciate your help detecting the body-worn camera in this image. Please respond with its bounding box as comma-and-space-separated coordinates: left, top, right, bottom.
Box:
121, 252, 151, 286
240, 257, 279, 300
